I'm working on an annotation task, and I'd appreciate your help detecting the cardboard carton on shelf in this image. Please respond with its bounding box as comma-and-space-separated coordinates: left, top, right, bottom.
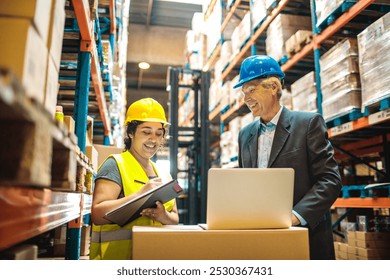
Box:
0, 17, 48, 104
94, 144, 123, 167
86, 144, 98, 173
44, 54, 60, 117
0, 0, 52, 45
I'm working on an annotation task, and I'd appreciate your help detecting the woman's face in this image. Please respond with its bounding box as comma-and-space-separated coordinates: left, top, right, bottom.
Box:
129, 122, 165, 160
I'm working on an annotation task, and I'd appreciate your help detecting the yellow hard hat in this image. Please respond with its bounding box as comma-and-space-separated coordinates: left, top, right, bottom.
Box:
124, 98, 169, 125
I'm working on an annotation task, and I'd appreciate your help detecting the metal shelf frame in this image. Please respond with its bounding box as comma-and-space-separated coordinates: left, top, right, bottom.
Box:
0, 186, 92, 251
71, 0, 113, 146
168, 67, 211, 224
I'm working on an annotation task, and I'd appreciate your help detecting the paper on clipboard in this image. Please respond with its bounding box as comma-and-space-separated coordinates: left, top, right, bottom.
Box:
103, 179, 183, 226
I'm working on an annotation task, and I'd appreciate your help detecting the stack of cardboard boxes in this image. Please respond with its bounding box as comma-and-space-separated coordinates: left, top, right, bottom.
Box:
0, 0, 65, 117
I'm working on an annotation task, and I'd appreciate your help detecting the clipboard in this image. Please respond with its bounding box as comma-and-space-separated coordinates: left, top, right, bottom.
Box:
103, 179, 183, 226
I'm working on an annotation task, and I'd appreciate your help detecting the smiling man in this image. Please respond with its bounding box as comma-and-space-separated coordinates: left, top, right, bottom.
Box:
234, 55, 342, 260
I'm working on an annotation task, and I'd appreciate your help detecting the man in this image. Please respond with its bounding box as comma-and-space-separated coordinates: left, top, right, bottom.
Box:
233, 55, 342, 260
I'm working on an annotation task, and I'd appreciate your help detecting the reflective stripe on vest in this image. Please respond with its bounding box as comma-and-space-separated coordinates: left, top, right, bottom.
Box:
91, 229, 132, 243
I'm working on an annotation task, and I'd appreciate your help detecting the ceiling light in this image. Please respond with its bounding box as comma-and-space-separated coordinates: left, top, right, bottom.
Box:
138, 62, 150, 70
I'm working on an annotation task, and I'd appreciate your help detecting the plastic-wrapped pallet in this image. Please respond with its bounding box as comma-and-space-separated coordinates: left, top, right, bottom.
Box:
231, 12, 251, 55
209, 81, 220, 112
220, 130, 233, 165
191, 12, 204, 38
290, 71, 317, 112
228, 116, 242, 161
220, 81, 231, 111
203, 3, 222, 58
214, 40, 232, 80
315, 0, 344, 29
230, 75, 242, 109
320, 38, 361, 121
240, 112, 256, 128
280, 88, 293, 110
252, 0, 267, 29
358, 12, 390, 109
266, 14, 311, 62
220, 40, 233, 65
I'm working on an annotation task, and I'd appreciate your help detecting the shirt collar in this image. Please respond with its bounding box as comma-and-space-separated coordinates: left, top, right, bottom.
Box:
260, 106, 283, 127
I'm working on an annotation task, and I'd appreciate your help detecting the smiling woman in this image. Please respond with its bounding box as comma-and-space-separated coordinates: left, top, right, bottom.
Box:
89, 98, 179, 260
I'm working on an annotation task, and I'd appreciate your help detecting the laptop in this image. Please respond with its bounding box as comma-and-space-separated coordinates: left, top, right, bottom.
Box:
204, 168, 294, 230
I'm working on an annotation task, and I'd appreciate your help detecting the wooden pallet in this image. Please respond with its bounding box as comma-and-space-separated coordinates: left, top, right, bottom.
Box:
286, 30, 313, 58
326, 108, 363, 128
363, 96, 390, 116
0, 70, 52, 187
0, 69, 79, 189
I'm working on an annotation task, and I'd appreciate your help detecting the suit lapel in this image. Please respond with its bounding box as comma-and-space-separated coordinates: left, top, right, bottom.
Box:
247, 122, 259, 168
268, 107, 291, 167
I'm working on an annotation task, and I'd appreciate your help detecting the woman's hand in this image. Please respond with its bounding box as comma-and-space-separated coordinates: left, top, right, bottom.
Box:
138, 177, 162, 195
141, 201, 179, 225
140, 201, 168, 222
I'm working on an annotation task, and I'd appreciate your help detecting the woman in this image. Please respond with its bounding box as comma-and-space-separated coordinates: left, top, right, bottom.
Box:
90, 98, 179, 260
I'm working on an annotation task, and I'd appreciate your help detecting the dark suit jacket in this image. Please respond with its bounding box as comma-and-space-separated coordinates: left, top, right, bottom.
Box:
238, 107, 342, 260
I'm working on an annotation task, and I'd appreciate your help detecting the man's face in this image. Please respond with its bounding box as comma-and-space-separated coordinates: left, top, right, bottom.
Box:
241, 78, 276, 118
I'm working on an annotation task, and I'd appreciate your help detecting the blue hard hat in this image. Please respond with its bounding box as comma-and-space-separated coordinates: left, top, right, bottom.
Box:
233, 55, 285, 89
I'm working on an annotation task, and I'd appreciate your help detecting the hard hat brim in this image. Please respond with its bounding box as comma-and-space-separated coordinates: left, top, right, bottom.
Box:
233, 74, 285, 89
233, 76, 258, 89
124, 118, 170, 126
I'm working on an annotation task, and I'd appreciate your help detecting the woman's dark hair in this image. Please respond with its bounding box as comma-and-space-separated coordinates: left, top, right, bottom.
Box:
123, 120, 167, 150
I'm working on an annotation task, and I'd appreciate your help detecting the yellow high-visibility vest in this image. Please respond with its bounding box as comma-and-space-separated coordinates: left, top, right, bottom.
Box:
90, 151, 174, 260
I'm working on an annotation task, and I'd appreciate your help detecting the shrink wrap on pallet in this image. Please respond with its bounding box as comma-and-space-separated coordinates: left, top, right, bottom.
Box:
358, 12, 390, 109
266, 14, 311, 62
320, 38, 362, 120
291, 71, 317, 112
315, 0, 344, 29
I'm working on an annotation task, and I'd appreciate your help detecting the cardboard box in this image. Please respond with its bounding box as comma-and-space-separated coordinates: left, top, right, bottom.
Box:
47, 0, 65, 71
44, 54, 60, 117
0, 17, 48, 103
348, 245, 390, 259
86, 145, 98, 172
0, 244, 38, 260
0, 0, 52, 44
63, 115, 75, 134
0, 117, 52, 187
347, 231, 390, 249
53, 225, 67, 257
132, 225, 309, 260
80, 225, 91, 256
94, 144, 123, 167
87, 116, 94, 145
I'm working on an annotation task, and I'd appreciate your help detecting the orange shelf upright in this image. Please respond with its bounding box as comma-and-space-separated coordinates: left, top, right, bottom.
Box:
333, 197, 390, 208
71, 0, 111, 139
221, 0, 243, 32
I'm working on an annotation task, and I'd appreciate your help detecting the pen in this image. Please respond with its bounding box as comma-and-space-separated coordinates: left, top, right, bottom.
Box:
134, 179, 146, 184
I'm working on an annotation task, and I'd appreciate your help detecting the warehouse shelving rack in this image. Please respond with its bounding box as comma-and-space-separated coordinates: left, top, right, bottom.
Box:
61, 0, 121, 260
0, 0, 124, 260
0, 68, 92, 256
64, 0, 114, 147
168, 67, 211, 224
204, 0, 390, 210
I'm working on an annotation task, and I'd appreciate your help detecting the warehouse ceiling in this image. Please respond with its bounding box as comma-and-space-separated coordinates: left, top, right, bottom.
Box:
129, 0, 203, 29
126, 0, 203, 110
